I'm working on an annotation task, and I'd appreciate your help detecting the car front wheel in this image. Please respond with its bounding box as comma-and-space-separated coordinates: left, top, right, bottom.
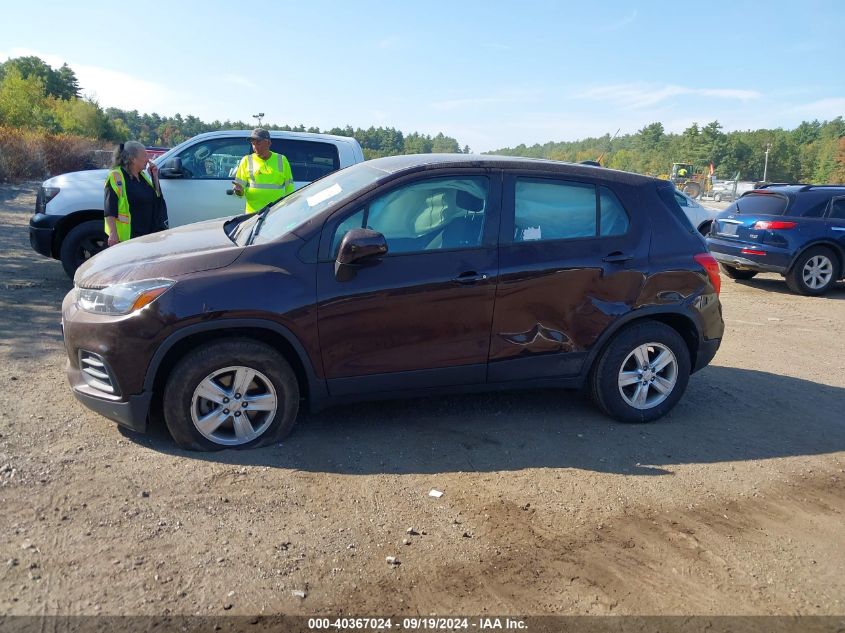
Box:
590, 321, 691, 423
163, 339, 299, 451
785, 246, 839, 296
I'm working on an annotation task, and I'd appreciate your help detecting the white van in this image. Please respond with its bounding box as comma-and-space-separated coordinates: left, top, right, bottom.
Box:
29, 130, 365, 277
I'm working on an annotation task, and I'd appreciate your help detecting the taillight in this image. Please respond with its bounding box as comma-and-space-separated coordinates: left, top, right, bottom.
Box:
753, 220, 796, 230
693, 252, 721, 295
741, 248, 766, 256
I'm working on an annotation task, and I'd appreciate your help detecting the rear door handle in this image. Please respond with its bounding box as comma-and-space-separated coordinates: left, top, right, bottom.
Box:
602, 252, 633, 264
453, 271, 488, 284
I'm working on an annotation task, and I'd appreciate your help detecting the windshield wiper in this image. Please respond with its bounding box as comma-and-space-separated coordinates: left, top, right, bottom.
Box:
246, 202, 277, 245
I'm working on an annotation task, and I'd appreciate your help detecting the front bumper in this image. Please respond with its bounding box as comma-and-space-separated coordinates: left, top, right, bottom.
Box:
29, 213, 60, 258
68, 363, 151, 433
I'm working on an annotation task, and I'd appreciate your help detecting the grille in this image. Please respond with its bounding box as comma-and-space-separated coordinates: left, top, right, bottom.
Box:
79, 351, 117, 395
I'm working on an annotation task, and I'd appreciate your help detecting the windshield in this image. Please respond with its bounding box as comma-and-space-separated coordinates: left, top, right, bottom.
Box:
249, 163, 387, 244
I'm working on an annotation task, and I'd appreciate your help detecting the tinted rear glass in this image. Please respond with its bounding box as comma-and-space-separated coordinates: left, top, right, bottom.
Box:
789, 192, 832, 218
734, 192, 789, 215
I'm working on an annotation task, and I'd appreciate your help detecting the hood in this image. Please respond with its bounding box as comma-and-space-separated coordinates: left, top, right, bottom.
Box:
44, 168, 110, 191
75, 219, 244, 288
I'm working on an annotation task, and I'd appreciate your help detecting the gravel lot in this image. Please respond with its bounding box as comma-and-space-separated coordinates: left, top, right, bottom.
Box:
0, 183, 843, 618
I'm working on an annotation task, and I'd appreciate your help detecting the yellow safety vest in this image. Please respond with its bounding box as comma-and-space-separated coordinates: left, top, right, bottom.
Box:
233, 151, 295, 213
104, 168, 158, 242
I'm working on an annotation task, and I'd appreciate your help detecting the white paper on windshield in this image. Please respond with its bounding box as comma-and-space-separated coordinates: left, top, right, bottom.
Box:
306, 183, 342, 207
523, 226, 542, 240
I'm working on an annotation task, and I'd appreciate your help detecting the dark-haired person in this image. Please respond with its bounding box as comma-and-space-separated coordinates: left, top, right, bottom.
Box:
104, 141, 168, 247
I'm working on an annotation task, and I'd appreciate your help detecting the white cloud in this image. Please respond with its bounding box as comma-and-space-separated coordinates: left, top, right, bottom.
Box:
1, 47, 179, 114
596, 10, 638, 33
791, 98, 845, 118
577, 83, 761, 108
221, 74, 258, 90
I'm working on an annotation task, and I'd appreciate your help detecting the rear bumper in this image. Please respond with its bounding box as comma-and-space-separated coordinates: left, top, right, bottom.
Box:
693, 337, 721, 373
67, 363, 151, 433
29, 213, 60, 258
706, 237, 789, 273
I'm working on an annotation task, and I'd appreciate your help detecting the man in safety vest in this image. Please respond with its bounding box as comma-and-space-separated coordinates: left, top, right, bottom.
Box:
232, 128, 295, 213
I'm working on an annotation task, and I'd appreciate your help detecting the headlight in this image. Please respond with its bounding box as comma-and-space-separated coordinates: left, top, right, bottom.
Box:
77, 279, 174, 315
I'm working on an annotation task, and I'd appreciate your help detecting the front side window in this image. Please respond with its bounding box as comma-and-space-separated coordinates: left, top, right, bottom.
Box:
176, 138, 250, 180
331, 176, 489, 256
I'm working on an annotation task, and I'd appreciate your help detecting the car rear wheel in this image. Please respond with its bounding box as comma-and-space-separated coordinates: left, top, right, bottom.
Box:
720, 264, 758, 280
590, 321, 691, 423
59, 220, 107, 279
163, 339, 299, 451
785, 246, 839, 296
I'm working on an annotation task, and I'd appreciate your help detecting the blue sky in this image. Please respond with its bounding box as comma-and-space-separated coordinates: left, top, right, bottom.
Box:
2, 0, 843, 152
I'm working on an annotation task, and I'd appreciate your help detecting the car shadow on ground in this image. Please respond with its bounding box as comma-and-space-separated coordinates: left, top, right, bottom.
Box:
127, 365, 845, 476
729, 276, 845, 300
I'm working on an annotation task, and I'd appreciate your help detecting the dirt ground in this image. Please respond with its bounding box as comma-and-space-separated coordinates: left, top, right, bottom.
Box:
0, 183, 843, 619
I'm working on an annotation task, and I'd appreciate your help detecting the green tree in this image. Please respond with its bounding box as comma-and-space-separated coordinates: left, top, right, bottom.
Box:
0, 68, 57, 130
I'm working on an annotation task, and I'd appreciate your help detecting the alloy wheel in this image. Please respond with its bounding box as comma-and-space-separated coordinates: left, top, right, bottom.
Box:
190, 365, 278, 446
617, 343, 678, 410
802, 255, 833, 290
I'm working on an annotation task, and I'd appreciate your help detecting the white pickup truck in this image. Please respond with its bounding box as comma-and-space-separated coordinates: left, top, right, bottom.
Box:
29, 129, 365, 277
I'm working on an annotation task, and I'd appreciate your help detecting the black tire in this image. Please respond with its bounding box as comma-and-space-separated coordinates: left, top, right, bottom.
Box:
163, 338, 300, 451
785, 246, 840, 296
714, 193, 722, 202
59, 220, 107, 279
682, 182, 702, 199
589, 321, 691, 423
698, 221, 712, 237
720, 264, 758, 280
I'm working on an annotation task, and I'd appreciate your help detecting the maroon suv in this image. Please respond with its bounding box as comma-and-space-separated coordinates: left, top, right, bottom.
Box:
62, 155, 724, 451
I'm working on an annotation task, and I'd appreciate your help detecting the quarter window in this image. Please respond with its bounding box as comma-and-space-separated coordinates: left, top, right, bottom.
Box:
599, 186, 630, 236
829, 197, 845, 220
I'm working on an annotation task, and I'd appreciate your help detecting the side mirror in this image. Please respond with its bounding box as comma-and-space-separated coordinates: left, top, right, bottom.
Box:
335, 228, 387, 280
159, 157, 184, 178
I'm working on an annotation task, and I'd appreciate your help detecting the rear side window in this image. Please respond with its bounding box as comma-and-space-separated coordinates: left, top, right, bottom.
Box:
515, 179, 595, 241
734, 192, 789, 215
790, 192, 831, 218
272, 139, 340, 182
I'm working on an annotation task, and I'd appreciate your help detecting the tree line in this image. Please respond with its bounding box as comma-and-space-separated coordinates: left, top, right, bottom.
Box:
489, 119, 845, 183
0, 56, 465, 160
1, 55, 843, 182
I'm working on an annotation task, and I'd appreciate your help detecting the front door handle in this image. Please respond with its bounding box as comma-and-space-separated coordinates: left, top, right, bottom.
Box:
453, 271, 488, 284
602, 252, 633, 264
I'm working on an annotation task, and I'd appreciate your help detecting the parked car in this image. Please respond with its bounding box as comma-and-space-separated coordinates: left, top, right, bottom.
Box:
29, 130, 365, 278
673, 189, 722, 235
62, 155, 724, 451
706, 185, 845, 295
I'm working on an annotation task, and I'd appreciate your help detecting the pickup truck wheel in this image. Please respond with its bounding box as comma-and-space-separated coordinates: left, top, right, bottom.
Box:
163, 339, 299, 451
59, 220, 107, 278
589, 321, 691, 423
